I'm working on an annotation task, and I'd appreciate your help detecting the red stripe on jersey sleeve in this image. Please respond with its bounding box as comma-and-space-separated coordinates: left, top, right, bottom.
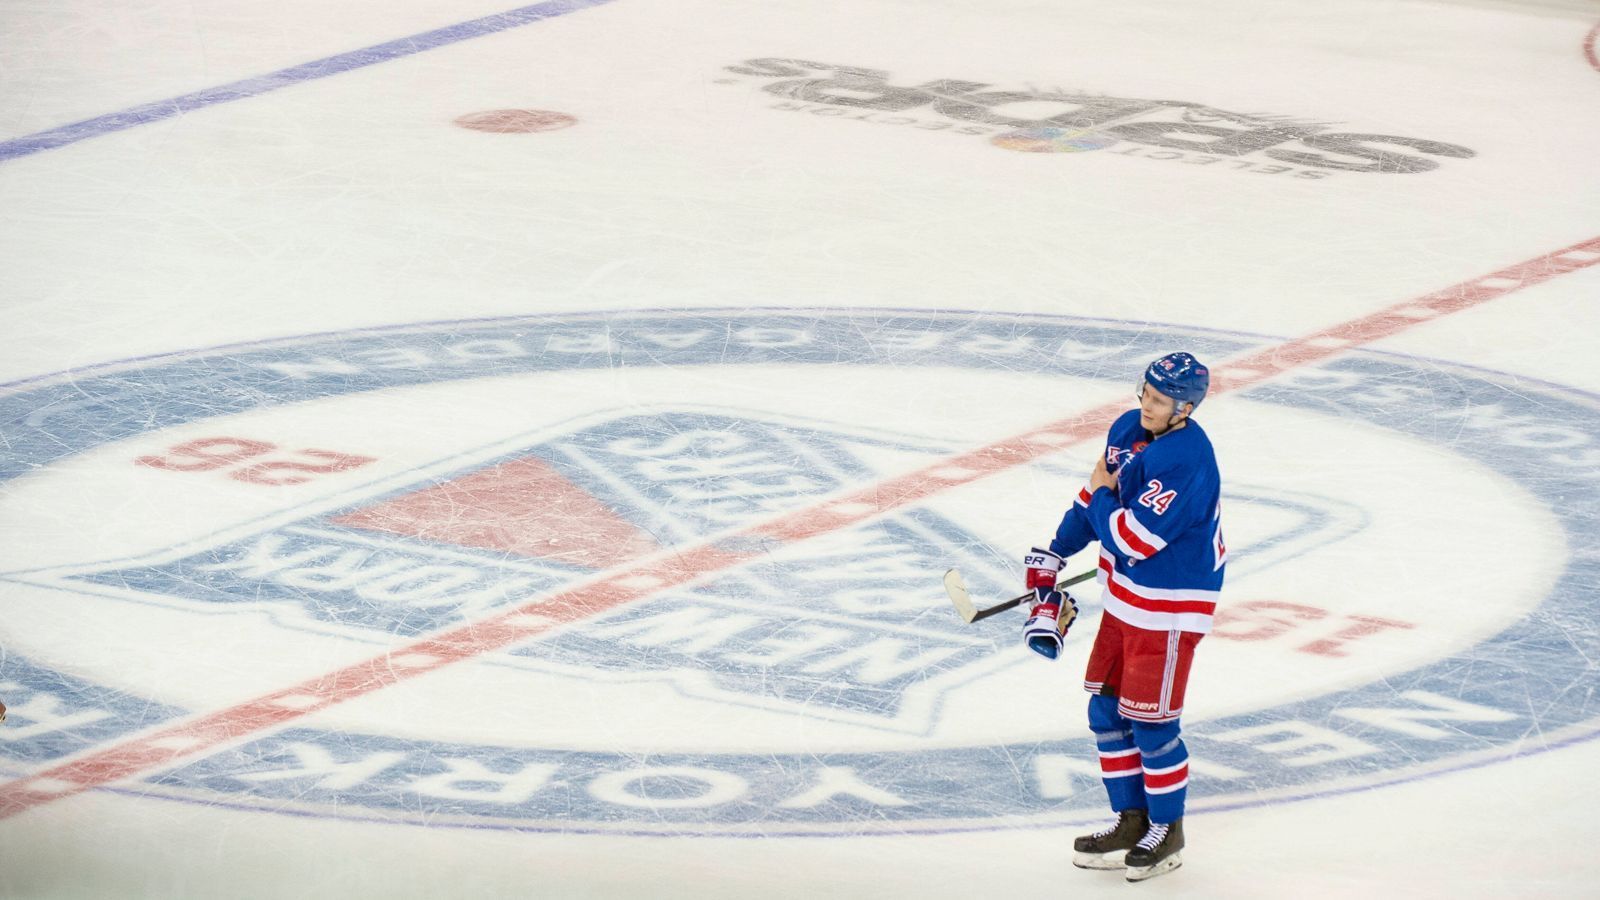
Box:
1113, 509, 1159, 559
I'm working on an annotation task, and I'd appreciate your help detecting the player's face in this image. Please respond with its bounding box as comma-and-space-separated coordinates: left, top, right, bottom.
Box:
1137, 383, 1186, 432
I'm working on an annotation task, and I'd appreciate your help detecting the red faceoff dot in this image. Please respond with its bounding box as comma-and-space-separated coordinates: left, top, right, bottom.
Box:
453, 109, 578, 133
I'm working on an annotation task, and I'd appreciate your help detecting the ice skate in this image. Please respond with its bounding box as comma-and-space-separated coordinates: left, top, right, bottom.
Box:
1124, 818, 1184, 882
1072, 808, 1149, 870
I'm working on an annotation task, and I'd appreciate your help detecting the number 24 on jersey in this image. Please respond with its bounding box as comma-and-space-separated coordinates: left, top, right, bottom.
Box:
1139, 480, 1178, 515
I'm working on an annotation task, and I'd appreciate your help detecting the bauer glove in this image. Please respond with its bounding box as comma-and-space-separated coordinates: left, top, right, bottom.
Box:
1023, 546, 1063, 590
1023, 586, 1078, 660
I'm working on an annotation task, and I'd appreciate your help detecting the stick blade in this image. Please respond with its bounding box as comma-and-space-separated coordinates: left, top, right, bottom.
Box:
944, 568, 979, 623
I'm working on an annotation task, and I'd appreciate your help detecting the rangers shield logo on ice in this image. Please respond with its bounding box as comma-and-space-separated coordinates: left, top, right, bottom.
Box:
0, 309, 1595, 834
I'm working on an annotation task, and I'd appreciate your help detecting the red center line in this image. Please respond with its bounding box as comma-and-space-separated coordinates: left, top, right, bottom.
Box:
3, 236, 1598, 818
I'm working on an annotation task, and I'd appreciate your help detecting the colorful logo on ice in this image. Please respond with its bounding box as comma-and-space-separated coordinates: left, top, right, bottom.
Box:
0, 309, 1595, 835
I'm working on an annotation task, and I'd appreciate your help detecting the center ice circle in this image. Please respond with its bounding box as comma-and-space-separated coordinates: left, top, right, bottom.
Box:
0, 308, 1595, 835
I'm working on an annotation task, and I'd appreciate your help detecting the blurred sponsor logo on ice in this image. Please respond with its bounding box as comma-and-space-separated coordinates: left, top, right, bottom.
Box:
722, 59, 1476, 177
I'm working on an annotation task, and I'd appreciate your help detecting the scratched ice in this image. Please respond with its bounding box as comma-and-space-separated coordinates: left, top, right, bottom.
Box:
1, 1, 1598, 898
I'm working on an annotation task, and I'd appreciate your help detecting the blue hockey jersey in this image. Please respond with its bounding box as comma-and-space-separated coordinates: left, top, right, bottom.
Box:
1048, 409, 1225, 634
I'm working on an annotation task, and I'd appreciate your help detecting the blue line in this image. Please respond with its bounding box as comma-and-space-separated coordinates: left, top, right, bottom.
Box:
0, 0, 617, 163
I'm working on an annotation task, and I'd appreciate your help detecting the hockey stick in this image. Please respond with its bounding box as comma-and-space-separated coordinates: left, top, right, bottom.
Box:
944, 568, 1096, 624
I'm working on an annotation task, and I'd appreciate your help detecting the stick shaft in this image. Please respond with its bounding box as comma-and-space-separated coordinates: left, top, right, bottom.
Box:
967, 569, 1095, 622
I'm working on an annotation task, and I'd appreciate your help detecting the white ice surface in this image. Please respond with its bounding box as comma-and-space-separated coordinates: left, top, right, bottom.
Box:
2, 0, 1599, 897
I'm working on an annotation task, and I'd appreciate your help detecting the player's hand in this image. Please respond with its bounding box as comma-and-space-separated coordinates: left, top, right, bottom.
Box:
1023, 587, 1078, 660
0, 699, 7, 724
1089, 456, 1117, 494
1023, 546, 1062, 590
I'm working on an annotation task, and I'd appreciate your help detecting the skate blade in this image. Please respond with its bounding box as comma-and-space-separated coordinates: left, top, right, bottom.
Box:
1124, 852, 1182, 882
1071, 850, 1128, 870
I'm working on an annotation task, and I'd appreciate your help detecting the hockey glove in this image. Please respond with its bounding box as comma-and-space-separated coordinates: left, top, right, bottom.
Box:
1023, 586, 1078, 660
1024, 546, 1063, 590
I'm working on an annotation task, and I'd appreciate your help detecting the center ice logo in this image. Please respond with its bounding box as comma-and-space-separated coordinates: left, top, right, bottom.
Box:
70, 412, 1025, 730
1, 309, 1596, 835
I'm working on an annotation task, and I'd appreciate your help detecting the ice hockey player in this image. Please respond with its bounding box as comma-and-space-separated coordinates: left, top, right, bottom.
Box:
1021, 351, 1224, 882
